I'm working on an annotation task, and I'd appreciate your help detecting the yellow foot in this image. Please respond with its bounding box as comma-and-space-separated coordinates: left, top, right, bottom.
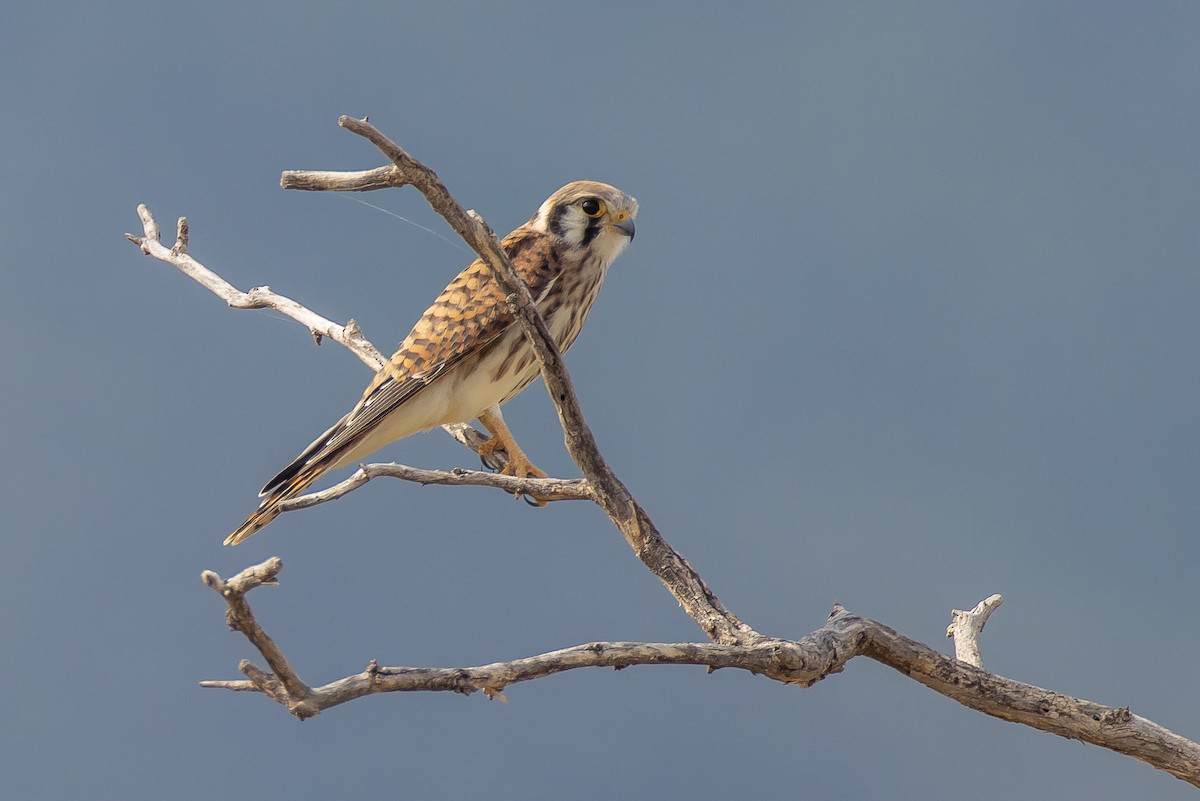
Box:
477, 406, 549, 506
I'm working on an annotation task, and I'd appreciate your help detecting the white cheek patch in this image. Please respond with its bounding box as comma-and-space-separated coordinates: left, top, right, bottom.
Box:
560, 211, 587, 248
592, 230, 631, 265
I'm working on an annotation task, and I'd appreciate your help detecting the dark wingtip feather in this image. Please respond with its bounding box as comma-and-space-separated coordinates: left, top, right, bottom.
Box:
260, 459, 303, 497
258, 416, 348, 497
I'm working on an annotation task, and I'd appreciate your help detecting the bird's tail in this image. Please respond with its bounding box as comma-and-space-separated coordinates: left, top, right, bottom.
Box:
225, 460, 330, 545
225, 419, 348, 546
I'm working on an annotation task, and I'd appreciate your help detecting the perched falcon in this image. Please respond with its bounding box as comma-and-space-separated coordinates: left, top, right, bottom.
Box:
226, 180, 638, 545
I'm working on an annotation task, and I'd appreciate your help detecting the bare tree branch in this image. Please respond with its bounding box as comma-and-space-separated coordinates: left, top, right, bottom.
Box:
281, 165, 399, 192
198, 562, 1200, 787
130, 118, 1200, 789
278, 462, 592, 513
858, 609, 1200, 787
124, 204, 516, 471
201, 559, 317, 717
132, 117, 757, 646
296, 116, 760, 646
126, 209, 386, 370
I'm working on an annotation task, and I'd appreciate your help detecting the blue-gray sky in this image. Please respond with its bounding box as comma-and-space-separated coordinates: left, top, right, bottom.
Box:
3, 2, 1199, 799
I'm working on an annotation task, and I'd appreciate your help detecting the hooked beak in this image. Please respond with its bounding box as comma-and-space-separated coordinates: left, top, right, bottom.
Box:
611, 217, 636, 240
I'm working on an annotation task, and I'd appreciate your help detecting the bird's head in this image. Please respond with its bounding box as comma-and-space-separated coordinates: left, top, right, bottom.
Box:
531, 180, 638, 265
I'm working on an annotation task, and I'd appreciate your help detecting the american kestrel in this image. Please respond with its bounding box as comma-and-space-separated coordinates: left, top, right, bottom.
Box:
226, 180, 637, 545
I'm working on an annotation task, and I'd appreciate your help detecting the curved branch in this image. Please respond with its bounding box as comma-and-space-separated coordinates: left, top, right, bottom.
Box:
129, 120, 757, 646
860, 614, 1200, 786
199, 561, 1200, 787
135, 119, 1200, 788
126, 208, 386, 370
324, 116, 759, 646
205, 639, 825, 711
278, 462, 593, 513
124, 205, 514, 468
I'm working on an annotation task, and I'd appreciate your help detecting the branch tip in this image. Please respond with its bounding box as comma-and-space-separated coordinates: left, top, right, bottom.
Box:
946, 594, 1004, 668
172, 217, 189, 255
467, 209, 495, 237
201, 570, 225, 592
134, 204, 160, 244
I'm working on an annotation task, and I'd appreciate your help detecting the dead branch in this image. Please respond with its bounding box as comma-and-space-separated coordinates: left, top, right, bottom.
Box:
130, 117, 757, 646
126, 210, 386, 369
278, 463, 592, 512
200, 559, 316, 717
124, 204, 517, 473
129, 117, 1200, 789
946, 593, 1003, 668
286, 116, 761, 646
198, 560, 1200, 787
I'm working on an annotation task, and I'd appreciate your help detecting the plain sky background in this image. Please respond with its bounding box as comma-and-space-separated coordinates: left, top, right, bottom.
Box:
3, 2, 1199, 799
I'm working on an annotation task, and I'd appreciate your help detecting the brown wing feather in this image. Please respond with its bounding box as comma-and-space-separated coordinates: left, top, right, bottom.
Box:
257, 226, 564, 497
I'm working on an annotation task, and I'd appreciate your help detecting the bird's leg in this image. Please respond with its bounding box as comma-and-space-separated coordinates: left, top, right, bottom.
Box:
477, 406, 549, 506
477, 406, 548, 478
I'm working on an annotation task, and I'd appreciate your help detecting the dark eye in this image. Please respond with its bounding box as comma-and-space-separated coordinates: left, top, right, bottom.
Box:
580, 198, 605, 218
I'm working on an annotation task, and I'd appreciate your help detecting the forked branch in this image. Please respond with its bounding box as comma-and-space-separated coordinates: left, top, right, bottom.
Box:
129, 117, 756, 646
126, 211, 385, 369
287, 117, 759, 646
199, 560, 1200, 787
129, 118, 1200, 788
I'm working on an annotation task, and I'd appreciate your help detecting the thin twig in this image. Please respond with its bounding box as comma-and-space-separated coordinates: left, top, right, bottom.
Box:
278, 463, 593, 512
126, 207, 386, 370
124, 204, 514, 468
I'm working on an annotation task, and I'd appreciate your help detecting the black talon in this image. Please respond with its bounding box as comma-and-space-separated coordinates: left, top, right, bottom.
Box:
522, 493, 543, 507
480, 453, 499, 472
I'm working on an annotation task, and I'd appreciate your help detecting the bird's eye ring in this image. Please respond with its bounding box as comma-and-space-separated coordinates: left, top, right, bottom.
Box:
580, 198, 605, 218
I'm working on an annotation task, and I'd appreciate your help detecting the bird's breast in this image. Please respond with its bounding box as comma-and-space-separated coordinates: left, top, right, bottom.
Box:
437, 257, 610, 423
538, 259, 607, 350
